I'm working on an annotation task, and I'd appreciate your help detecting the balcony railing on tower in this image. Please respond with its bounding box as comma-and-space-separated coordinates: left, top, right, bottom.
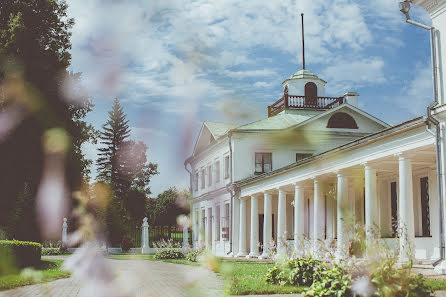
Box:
267, 87, 344, 117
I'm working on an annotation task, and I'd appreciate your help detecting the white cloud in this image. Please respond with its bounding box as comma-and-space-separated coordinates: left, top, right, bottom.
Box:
398, 63, 433, 116
322, 57, 385, 94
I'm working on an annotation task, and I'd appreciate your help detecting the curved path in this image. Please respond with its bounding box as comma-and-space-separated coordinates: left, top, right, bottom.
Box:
0, 258, 223, 297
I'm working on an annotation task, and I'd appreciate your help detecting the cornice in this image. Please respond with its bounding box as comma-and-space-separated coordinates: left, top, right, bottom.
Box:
412, 0, 446, 17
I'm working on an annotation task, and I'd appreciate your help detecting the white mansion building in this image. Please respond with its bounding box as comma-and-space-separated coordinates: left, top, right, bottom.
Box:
184, 0, 446, 273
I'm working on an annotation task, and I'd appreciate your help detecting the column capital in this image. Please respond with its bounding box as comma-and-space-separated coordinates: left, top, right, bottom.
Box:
276, 186, 291, 193
395, 152, 411, 160
293, 182, 303, 189
335, 170, 349, 178
262, 189, 275, 195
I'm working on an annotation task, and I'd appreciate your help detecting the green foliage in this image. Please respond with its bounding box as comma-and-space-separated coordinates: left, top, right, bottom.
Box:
150, 188, 188, 226
0, 240, 41, 276
370, 257, 432, 297
185, 249, 203, 262
288, 258, 324, 287
97, 98, 131, 188
304, 264, 353, 297
265, 258, 325, 287
265, 266, 287, 285
154, 248, 185, 260
0, 1, 94, 241
0, 259, 70, 291
41, 248, 63, 256
97, 98, 159, 241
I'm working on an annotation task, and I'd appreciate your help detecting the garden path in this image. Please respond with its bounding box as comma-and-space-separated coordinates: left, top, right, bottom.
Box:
0, 258, 223, 297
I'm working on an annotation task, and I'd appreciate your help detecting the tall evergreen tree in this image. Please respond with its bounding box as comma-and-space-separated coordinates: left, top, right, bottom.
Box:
96, 98, 131, 192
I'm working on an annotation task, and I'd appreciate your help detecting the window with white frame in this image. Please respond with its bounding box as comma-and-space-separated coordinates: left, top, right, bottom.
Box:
255, 152, 272, 174
194, 171, 198, 191
207, 165, 212, 186
224, 155, 230, 179
201, 168, 205, 189
215, 161, 220, 183
216, 205, 220, 240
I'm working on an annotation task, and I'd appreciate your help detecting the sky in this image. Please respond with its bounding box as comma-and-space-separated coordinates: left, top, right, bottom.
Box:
65, 0, 434, 197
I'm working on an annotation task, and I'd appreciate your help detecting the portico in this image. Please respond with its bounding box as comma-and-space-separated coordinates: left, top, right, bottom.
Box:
233, 119, 439, 261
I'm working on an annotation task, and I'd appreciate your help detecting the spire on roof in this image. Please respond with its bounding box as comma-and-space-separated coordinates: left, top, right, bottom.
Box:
301, 13, 305, 70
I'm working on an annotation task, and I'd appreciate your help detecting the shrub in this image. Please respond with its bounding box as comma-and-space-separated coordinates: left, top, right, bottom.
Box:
0, 240, 42, 275
304, 264, 353, 297
265, 257, 325, 287
154, 248, 184, 259
121, 237, 132, 253
370, 257, 432, 297
288, 258, 325, 286
41, 248, 62, 256
186, 249, 203, 262
265, 266, 287, 285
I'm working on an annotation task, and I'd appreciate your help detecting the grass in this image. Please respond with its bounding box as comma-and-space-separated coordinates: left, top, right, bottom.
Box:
0, 259, 71, 291
221, 260, 304, 295
424, 278, 446, 291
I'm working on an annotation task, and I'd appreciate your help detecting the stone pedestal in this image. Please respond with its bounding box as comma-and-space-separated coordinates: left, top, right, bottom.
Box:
62, 218, 68, 246
142, 217, 150, 254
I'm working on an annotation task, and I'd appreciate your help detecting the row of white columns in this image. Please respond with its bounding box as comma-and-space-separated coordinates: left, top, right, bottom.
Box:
232, 154, 416, 261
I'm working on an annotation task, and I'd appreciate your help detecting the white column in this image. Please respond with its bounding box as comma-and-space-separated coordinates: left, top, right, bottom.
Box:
198, 208, 203, 247
232, 195, 240, 256
398, 154, 415, 262
248, 195, 260, 258
313, 178, 324, 244
207, 207, 212, 249
294, 184, 305, 255
364, 164, 378, 240
62, 218, 68, 246
183, 224, 189, 250
277, 188, 287, 254
336, 173, 348, 258
237, 198, 248, 256
142, 217, 149, 254
260, 191, 272, 259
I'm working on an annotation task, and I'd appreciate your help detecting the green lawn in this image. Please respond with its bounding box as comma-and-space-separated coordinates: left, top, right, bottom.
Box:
0, 259, 71, 291
220, 260, 304, 295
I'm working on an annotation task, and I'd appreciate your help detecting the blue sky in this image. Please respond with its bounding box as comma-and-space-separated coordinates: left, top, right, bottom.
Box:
66, 0, 433, 196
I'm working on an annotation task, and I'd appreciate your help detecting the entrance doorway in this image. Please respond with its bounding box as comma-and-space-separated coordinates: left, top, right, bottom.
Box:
259, 214, 275, 252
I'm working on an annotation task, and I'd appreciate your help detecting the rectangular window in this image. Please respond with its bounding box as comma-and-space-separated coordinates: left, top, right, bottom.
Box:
391, 182, 398, 236
296, 153, 313, 162
420, 177, 430, 237
224, 156, 230, 179
255, 152, 272, 174
201, 169, 205, 189
222, 203, 230, 240
216, 205, 220, 240
215, 161, 220, 183
207, 165, 212, 186
194, 172, 198, 191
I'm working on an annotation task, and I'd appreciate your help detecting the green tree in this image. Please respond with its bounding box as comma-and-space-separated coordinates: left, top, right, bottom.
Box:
96, 98, 131, 192
117, 140, 159, 195
152, 188, 189, 226
0, 0, 93, 240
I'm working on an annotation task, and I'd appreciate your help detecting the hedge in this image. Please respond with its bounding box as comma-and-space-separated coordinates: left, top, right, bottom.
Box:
0, 240, 42, 275
41, 248, 63, 256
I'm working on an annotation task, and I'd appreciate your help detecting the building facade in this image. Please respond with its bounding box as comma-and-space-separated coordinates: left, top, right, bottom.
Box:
184, 0, 446, 273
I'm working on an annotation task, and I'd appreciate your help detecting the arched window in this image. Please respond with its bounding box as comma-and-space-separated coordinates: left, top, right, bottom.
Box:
305, 82, 317, 106
327, 112, 358, 129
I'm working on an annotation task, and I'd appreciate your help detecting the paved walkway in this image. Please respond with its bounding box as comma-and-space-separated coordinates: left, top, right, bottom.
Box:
0, 258, 223, 297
